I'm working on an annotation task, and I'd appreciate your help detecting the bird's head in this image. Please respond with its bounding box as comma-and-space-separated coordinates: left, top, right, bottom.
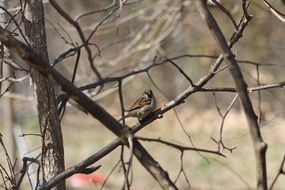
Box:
144, 89, 153, 98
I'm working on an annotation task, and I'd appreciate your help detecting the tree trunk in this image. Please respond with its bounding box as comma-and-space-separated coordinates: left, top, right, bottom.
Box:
23, 0, 65, 189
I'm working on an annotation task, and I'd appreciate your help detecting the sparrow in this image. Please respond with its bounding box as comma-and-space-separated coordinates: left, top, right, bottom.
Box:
119, 89, 156, 121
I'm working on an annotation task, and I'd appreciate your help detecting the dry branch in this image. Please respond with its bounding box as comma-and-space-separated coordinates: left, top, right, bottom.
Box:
269, 155, 285, 190
0, 26, 178, 190
49, 0, 102, 80
196, 1, 268, 189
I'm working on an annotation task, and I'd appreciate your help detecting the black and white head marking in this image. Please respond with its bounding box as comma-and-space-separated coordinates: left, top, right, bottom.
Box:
144, 89, 153, 98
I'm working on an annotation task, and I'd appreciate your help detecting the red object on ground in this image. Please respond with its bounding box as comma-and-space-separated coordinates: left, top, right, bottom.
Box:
71, 173, 105, 187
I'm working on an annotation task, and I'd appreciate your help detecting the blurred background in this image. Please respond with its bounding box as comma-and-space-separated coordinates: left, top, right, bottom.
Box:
1, 0, 285, 189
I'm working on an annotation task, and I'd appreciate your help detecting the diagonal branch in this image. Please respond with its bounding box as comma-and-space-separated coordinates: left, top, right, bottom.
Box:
0, 26, 177, 190
264, 0, 285, 22
196, 1, 267, 189
41, 139, 122, 189
269, 154, 285, 190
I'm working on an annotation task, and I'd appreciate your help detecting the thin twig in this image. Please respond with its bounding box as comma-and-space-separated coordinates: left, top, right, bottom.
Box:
212, 93, 238, 153
163, 57, 195, 86
136, 136, 225, 157
16, 157, 40, 190
212, 0, 238, 29
269, 155, 285, 190
99, 159, 120, 190
49, 0, 102, 80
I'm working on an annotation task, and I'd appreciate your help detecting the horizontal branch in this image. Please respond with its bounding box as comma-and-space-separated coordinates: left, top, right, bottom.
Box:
199, 80, 285, 93
136, 137, 225, 157
80, 54, 284, 92
0, 74, 30, 83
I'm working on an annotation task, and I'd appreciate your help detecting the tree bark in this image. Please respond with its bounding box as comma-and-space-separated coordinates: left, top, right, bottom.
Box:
23, 0, 65, 189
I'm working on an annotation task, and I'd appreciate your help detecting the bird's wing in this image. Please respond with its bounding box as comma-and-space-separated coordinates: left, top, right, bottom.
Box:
127, 97, 151, 112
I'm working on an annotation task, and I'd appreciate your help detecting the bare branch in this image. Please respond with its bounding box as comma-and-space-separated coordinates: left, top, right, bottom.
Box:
40, 139, 122, 190
212, 93, 239, 153
264, 0, 285, 22
0, 74, 30, 83
49, 0, 102, 81
136, 136, 225, 157
269, 155, 285, 190
16, 157, 40, 190
163, 57, 195, 86
0, 26, 178, 190
196, 1, 267, 189
211, 0, 238, 29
